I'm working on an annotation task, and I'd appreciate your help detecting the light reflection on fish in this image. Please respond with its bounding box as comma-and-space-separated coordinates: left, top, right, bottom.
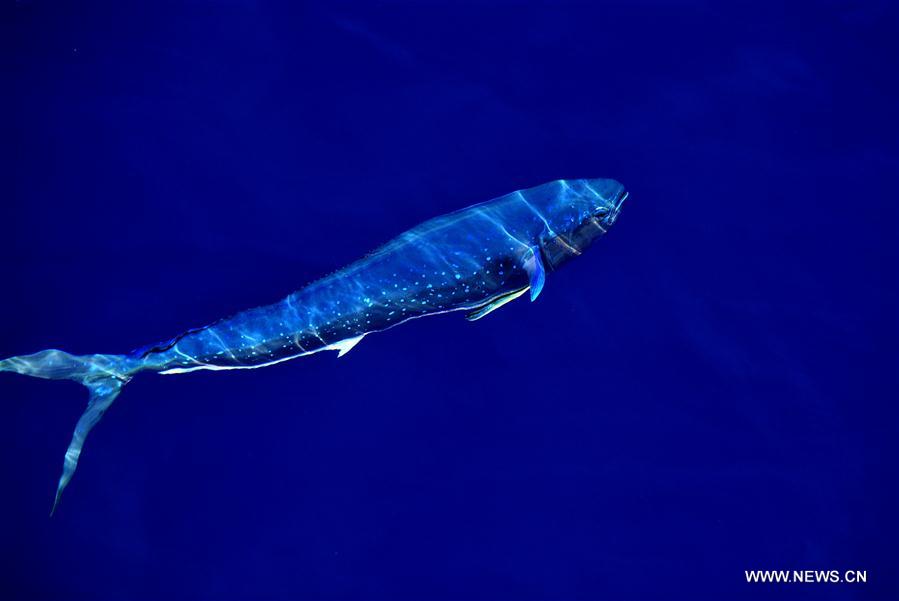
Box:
0, 178, 627, 512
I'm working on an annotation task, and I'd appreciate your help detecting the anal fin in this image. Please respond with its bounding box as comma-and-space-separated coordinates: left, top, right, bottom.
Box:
330, 334, 365, 357
465, 287, 529, 321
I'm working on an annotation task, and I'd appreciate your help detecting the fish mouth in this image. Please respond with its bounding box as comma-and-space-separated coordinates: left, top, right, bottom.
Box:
613, 189, 628, 213
600, 188, 627, 226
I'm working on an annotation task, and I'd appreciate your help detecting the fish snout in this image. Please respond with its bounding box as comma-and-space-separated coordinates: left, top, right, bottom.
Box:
609, 187, 628, 222
584, 178, 627, 223
595, 183, 627, 227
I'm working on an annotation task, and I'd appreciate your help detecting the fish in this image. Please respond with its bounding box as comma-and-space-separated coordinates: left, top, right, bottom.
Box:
1, 178, 627, 513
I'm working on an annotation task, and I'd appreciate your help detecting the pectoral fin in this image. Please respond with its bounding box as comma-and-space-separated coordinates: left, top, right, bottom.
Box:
523, 246, 546, 301
465, 287, 529, 321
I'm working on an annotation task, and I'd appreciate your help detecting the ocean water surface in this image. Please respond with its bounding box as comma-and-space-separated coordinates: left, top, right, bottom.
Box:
2, 1, 896, 600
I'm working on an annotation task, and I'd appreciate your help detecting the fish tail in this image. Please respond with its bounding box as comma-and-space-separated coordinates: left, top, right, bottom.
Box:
0, 349, 141, 515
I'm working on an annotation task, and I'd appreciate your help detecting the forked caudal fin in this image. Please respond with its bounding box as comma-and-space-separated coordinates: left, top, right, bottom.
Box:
0, 349, 138, 514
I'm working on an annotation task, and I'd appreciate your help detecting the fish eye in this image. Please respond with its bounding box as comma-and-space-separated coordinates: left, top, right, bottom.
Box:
594, 207, 610, 217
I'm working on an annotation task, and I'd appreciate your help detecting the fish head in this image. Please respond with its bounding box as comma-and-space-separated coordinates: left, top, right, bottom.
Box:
533, 178, 627, 268
583, 178, 628, 228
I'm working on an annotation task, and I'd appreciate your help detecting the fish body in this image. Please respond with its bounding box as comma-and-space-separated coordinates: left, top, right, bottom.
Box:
0, 178, 627, 511
141, 178, 626, 374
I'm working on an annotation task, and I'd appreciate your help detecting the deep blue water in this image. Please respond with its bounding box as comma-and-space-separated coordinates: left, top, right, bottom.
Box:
2, 2, 897, 600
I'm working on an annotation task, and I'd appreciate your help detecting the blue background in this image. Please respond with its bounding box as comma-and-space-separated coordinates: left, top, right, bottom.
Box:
2, 1, 897, 600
